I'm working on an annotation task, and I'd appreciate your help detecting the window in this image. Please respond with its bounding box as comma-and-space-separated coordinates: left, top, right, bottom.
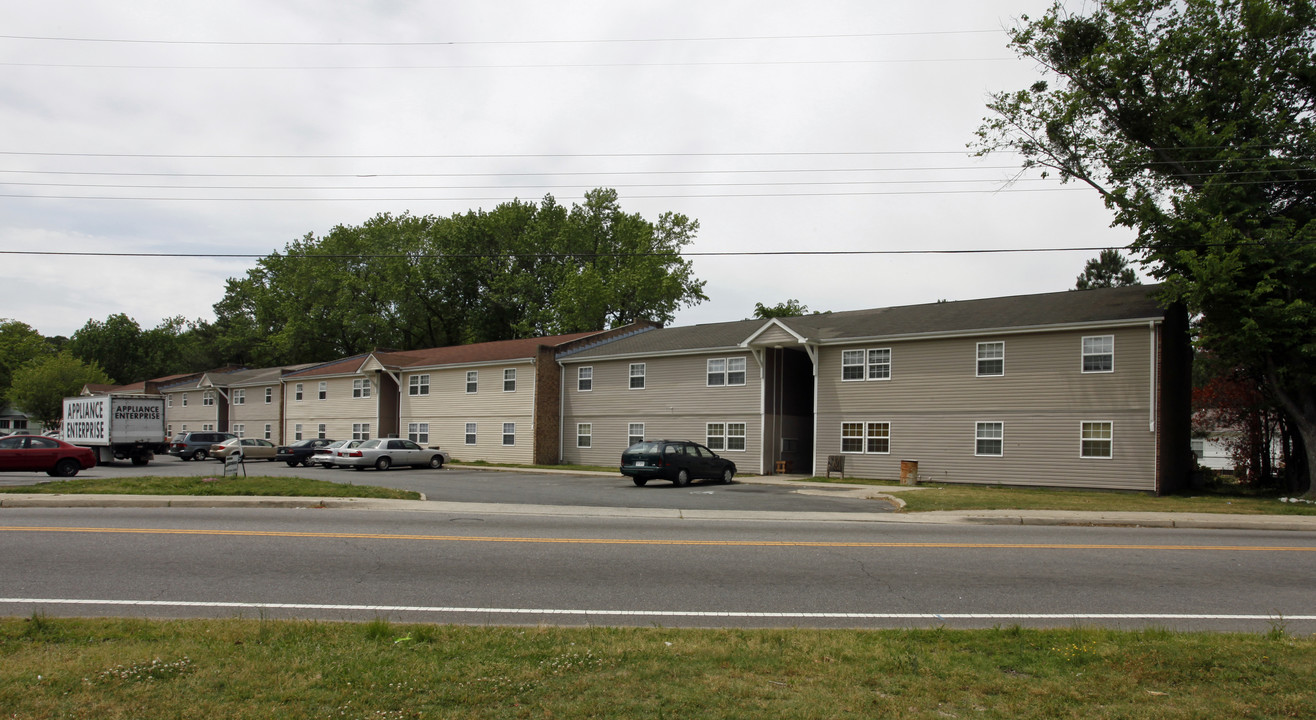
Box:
867, 349, 891, 380
578, 366, 593, 391
707, 358, 726, 386
408, 422, 430, 444
13, 420, 25, 430
265, 387, 273, 404
577, 423, 592, 448
1082, 335, 1115, 373
202, 391, 214, 406
233, 424, 245, 438
1081, 421, 1113, 458
976, 422, 1004, 456
317, 424, 326, 439
503, 369, 516, 392
182, 393, 188, 407
629, 363, 646, 390
727, 423, 746, 451
409, 374, 430, 396
202, 424, 214, 432
866, 422, 890, 454
318, 382, 327, 400
167, 395, 172, 408
465, 422, 477, 445
466, 371, 478, 394
841, 422, 864, 453
842, 350, 865, 381
352, 423, 371, 441
294, 384, 303, 402
233, 389, 245, 405
353, 379, 372, 398
977, 342, 1005, 377
628, 423, 645, 446
294, 424, 303, 441
502, 423, 516, 446
706, 423, 725, 451
264, 424, 272, 440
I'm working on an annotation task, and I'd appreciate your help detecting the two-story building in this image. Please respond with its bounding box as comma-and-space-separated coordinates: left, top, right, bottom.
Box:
559, 285, 1191, 493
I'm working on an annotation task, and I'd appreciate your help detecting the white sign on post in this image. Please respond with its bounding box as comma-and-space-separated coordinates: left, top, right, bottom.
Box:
223, 449, 243, 477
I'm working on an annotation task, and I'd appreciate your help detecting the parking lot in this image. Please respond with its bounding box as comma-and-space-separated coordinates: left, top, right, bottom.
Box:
0, 454, 892, 514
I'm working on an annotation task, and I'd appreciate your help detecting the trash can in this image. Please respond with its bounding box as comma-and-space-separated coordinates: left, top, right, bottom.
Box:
899, 460, 918, 485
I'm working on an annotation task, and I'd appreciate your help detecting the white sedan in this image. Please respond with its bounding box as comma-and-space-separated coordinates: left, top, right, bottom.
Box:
334, 438, 450, 471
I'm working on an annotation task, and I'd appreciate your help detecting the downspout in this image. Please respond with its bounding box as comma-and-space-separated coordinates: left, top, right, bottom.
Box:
558, 361, 566, 464
1149, 321, 1157, 432
752, 348, 765, 475
806, 342, 819, 476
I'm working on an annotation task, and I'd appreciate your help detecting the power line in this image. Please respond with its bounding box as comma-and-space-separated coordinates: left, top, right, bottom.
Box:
0, 57, 1014, 70
0, 29, 1003, 47
0, 187, 1082, 201
0, 149, 999, 159
0, 246, 1125, 259
0, 165, 1026, 179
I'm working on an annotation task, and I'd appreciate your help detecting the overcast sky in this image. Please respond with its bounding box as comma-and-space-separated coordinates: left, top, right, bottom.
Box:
1, 0, 1144, 340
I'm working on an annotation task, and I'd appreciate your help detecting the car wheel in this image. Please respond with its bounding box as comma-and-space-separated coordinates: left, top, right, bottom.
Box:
375, 457, 391, 471
191, 449, 207, 461
721, 467, 734, 484
352, 465, 363, 471
632, 477, 648, 487
52, 459, 81, 478
131, 453, 150, 466
428, 455, 444, 469
674, 469, 690, 487
286, 460, 299, 467
301, 457, 313, 467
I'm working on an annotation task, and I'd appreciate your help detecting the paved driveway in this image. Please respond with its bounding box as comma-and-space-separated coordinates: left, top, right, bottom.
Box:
0, 455, 894, 514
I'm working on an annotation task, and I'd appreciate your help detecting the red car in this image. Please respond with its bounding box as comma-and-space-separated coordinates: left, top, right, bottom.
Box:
0, 434, 97, 477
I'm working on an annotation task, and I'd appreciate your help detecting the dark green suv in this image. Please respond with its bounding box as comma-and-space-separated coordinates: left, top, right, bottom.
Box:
168, 431, 237, 461
620, 440, 736, 487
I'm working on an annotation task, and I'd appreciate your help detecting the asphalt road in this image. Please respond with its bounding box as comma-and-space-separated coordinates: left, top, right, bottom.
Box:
0, 455, 893, 514
2, 506, 1313, 632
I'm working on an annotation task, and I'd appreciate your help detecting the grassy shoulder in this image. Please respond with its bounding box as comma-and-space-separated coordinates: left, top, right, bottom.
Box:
798, 477, 1316, 515
450, 459, 619, 474
0, 476, 420, 500
2, 616, 1311, 719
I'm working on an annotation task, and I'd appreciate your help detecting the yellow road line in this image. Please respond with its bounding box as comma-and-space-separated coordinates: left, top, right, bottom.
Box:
1, 526, 1313, 552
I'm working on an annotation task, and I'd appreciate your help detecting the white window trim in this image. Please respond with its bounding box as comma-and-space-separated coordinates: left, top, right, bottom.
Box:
233, 389, 245, 405
502, 422, 516, 446
726, 422, 747, 452
576, 423, 592, 448
353, 378, 372, 399
706, 422, 726, 451
627, 422, 645, 446
706, 357, 748, 387
318, 381, 327, 400
865, 421, 891, 454
839, 421, 890, 454
409, 374, 430, 396
464, 422, 477, 446
840, 422, 865, 453
841, 350, 866, 382
1080, 420, 1114, 459
503, 368, 517, 393
975, 421, 1004, 457
629, 363, 646, 390
867, 348, 891, 381
264, 387, 273, 404
976, 342, 1005, 377
578, 366, 593, 392
466, 371, 478, 394
294, 384, 303, 402
1081, 335, 1116, 374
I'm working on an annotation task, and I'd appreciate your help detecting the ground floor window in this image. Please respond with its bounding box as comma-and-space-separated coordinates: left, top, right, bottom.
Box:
465, 422, 477, 445
726, 423, 746, 451
577, 423, 591, 448
264, 424, 272, 440
706, 423, 725, 451
203, 424, 215, 432
233, 424, 245, 438
502, 423, 516, 446
976, 422, 1003, 456
1081, 421, 1113, 458
318, 424, 327, 439
628, 423, 645, 446
294, 424, 303, 441
866, 422, 890, 454
408, 422, 429, 444
841, 422, 864, 453
353, 423, 371, 441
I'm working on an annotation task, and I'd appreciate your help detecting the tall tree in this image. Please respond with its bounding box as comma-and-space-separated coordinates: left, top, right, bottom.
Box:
7, 352, 111, 428
976, 0, 1316, 495
66, 314, 146, 385
1075, 249, 1141, 290
753, 299, 812, 319
0, 319, 52, 409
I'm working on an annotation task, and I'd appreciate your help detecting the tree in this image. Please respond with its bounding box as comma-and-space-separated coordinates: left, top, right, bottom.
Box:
0, 319, 52, 409
7, 352, 111, 428
976, 0, 1316, 495
753, 299, 812, 319
1075, 249, 1141, 290
213, 190, 708, 361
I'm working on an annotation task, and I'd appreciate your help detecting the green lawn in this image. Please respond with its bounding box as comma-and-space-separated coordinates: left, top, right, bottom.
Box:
798, 477, 1316, 515
3, 617, 1312, 719
0, 476, 420, 500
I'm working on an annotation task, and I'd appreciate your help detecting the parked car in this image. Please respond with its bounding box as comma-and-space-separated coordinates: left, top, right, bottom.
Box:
168, 431, 237, 461
334, 438, 449, 471
310, 439, 362, 468
210, 437, 278, 462
275, 438, 336, 467
0, 434, 97, 477
620, 439, 736, 487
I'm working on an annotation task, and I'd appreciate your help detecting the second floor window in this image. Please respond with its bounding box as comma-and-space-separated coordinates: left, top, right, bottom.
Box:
503, 369, 517, 392
578, 366, 592, 391
409, 374, 429, 396
977, 342, 1005, 377
264, 387, 273, 404
233, 389, 245, 405
353, 379, 372, 398
466, 371, 478, 394
294, 384, 303, 401
318, 382, 327, 400
629, 363, 646, 390
1082, 335, 1115, 373
202, 391, 214, 406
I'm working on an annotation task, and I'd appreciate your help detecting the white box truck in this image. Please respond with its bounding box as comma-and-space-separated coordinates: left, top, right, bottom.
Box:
61, 394, 169, 465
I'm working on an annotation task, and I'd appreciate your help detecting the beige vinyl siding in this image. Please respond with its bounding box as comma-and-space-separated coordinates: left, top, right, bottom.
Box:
561, 353, 761, 469
163, 391, 217, 431
227, 385, 282, 439
399, 362, 538, 464
283, 375, 378, 442
753, 325, 799, 346
813, 326, 1156, 489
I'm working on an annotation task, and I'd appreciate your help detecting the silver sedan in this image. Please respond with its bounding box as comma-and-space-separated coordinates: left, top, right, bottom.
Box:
333, 438, 450, 471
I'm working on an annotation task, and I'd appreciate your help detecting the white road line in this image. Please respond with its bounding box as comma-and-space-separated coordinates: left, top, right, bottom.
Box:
2, 599, 1312, 621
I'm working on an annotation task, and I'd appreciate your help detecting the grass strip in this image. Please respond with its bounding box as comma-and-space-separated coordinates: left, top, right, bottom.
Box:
0, 476, 420, 500
2, 616, 1311, 719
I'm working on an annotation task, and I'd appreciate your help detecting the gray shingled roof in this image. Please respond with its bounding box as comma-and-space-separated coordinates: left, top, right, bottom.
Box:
779, 284, 1166, 343
562, 285, 1166, 360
